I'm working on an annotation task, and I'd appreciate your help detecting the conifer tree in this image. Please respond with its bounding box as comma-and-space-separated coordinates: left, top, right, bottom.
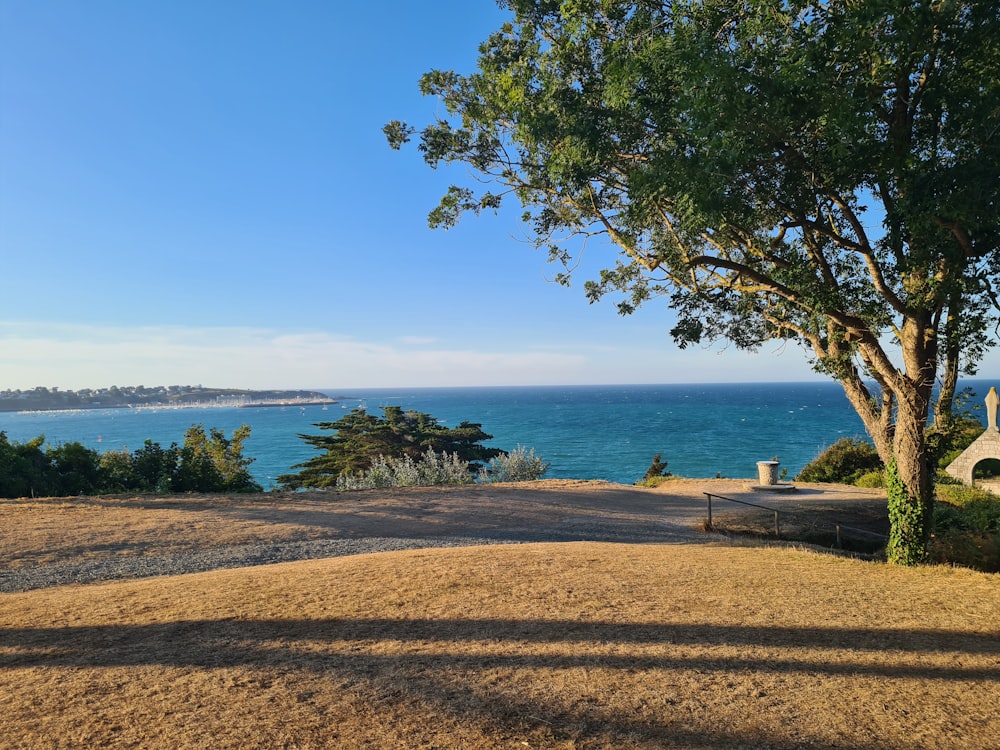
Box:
279, 406, 503, 489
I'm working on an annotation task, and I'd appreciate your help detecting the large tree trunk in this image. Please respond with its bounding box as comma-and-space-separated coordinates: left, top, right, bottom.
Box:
886, 391, 934, 564
836, 320, 937, 564
887, 319, 937, 564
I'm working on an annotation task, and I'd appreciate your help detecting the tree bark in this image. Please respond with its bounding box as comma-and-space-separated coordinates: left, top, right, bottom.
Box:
886, 392, 934, 563
833, 319, 937, 564
933, 298, 961, 430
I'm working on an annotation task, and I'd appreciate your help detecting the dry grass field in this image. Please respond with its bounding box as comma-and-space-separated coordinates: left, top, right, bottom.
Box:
1, 480, 998, 749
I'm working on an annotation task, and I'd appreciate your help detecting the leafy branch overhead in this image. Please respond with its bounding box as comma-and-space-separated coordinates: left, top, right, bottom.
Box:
387, 0, 1000, 564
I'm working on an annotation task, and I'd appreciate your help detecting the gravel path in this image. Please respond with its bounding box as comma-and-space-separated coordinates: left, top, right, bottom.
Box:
3, 480, 884, 593
0, 521, 707, 594
0, 537, 512, 593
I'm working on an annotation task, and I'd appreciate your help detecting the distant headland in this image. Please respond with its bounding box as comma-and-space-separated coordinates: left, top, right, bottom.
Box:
0, 385, 336, 413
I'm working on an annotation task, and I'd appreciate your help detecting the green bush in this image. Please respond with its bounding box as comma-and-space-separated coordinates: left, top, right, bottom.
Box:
796, 437, 884, 484
928, 485, 1000, 572
173, 424, 261, 493
335, 449, 475, 490
478, 445, 550, 483
928, 531, 1000, 573
853, 470, 886, 488
934, 485, 1000, 533
0, 425, 260, 498
0, 433, 52, 498
280, 406, 502, 489
331, 442, 550, 491
637, 475, 677, 488
634, 454, 675, 487
974, 458, 1000, 479
98, 449, 139, 492
47, 442, 103, 495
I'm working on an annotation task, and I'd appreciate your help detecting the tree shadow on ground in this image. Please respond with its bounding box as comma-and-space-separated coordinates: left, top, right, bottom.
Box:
3, 618, 997, 671
2, 617, 996, 749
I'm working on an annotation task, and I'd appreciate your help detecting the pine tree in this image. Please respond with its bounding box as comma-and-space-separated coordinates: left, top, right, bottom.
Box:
278, 406, 503, 489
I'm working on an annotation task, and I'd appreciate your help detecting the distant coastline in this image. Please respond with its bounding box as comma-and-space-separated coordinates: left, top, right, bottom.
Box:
0, 385, 335, 413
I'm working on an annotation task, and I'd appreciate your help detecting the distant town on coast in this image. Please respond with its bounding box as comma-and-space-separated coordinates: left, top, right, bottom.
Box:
0, 385, 336, 412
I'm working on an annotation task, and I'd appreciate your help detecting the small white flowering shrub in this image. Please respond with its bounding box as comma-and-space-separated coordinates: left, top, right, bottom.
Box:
335, 449, 474, 490
478, 445, 550, 483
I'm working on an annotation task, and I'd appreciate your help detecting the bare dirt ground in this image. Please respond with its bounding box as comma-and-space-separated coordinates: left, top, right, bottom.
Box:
2, 479, 998, 750
0, 478, 888, 573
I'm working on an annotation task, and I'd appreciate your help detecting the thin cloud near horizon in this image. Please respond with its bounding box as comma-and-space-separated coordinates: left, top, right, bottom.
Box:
0, 321, 844, 392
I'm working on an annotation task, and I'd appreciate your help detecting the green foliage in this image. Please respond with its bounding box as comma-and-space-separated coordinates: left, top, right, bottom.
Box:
935, 417, 984, 462
853, 471, 886, 489
46, 441, 103, 496
390, 0, 1000, 564
934, 485, 1000, 533
332, 443, 550, 491
636, 453, 673, 487
929, 485, 1000, 572
98, 449, 140, 492
173, 424, 261, 493
0, 425, 261, 498
478, 445, 550, 484
335, 449, 476, 491
279, 406, 504, 489
643, 454, 671, 480
131, 439, 180, 493
927, 531, 1000, 573
886, 459, 930, 566
636, 475, 676, 489
390, 0, 999, 367
0, 432, 51, 498
0, 433, 106, 497
928, 407, 991, 471
796, 438, 884, 485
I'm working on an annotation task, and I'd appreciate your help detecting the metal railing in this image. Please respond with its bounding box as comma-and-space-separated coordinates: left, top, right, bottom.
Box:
704, 492, 889, 549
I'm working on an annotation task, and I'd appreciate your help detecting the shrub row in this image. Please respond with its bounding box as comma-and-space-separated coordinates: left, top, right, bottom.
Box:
333, 446, 550, 491
0, 425, 261, 498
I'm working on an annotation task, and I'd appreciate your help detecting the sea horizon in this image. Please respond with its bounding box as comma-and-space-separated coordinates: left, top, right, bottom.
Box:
2, 380, 994, 489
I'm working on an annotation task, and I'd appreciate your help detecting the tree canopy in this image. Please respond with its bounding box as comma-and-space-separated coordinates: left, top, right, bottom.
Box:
387, 0, 1000, 563
278, 406, 504, 489
0, 424, 261, 498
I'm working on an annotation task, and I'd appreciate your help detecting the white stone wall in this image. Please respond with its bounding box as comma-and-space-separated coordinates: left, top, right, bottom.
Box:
944, 386, 1000, 486
945, 429, 1000, 485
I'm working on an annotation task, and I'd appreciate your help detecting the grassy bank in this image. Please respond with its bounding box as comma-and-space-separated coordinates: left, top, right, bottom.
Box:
2, 542, 997, 749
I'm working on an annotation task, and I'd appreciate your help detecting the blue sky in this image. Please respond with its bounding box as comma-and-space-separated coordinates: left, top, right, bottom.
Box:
1, 2, 993, 390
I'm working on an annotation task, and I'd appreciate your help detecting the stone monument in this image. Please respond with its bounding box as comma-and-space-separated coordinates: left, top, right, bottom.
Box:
748, 459, 796, 492
944, 386, 1000, 486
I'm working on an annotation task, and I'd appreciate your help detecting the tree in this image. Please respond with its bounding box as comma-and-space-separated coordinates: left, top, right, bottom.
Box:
0, 432, 51, 498
47, 442, 102, 496
175, 424, 262, 493
98, 448, 140, 492
796, 437, 884, 485
641, 454, 672, 482
386, 0, 999, 564
279, 406, 504, 489
131, 439, 180, 493
0, 425, 261, 497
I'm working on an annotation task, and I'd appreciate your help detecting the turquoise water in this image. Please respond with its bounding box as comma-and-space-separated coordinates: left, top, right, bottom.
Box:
0, 382, 990, 488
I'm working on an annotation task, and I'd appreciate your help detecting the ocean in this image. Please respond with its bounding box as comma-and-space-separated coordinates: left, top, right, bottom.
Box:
0, 381, 992, 489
